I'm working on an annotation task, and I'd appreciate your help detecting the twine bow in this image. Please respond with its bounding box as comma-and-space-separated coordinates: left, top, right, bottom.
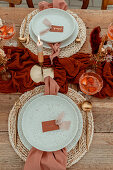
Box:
55, 112, 71, 130
40, 18, 52, 36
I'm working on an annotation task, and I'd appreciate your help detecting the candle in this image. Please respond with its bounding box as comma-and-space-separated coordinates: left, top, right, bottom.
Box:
37, 35, 44, 64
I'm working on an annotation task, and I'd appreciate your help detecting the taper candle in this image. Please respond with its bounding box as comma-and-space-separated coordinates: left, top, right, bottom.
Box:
37, 35, 44, 64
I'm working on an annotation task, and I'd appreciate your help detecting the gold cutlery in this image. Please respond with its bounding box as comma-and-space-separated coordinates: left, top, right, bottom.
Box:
15, 112, 18, 146
19, 14, 33, 44
25, 15, 33, 44
77, 100, 92, 151
75, 37, 81, 43
14, 102, 21, 146
26, 33, 30, 44
81, 101, 92, 150
78, 139, 81, 151
18, 16, 28, 43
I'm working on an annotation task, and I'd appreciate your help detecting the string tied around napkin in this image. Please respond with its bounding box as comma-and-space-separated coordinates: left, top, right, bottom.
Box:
49, 43, 61, 64
40, 18, 64, 36
55, 112, 71, 130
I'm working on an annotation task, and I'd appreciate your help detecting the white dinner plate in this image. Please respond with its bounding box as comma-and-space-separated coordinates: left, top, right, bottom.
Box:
18, 92, 83, 152
31, 8, 77, 43
21, 94, 78, 152
29, 16, 79, 49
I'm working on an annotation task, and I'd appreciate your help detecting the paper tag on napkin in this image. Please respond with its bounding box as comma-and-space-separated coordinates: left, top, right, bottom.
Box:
42, 120, 59, 132
50, 25, 64, 32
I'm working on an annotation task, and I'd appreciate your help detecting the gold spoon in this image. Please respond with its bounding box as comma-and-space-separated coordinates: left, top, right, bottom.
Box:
78, 101, 92, 151
14, 102, 21, 146
81, 101, 92, 150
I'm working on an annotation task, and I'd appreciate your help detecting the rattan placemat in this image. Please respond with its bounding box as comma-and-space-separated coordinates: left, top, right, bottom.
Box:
19, 9, 86, 58
8, 86, 94, 168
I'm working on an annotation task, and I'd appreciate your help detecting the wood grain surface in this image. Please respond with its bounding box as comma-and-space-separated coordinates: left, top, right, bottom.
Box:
0, 7, 113, 170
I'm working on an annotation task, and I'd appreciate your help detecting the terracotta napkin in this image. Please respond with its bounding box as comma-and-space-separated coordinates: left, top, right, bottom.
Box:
1, 46, 113, 98
24, 76, 67, 170
44, 76, 60, 95
38, 0, 68, 64
24, 147, 67, 170
38, 0, 68, 11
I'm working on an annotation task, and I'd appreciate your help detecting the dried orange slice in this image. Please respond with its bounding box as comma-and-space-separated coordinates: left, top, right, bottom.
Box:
87, 77, 94, 84
88, 86, 97, 93
81, 77, 87, 85
7, 27, 14, 34
0, 26, 6, 34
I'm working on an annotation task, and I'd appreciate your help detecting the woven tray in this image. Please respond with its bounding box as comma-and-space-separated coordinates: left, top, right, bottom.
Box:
8, 86, 94, 168
19, 9, 86, 58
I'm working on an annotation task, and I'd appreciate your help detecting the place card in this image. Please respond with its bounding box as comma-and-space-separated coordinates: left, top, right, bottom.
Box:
42, 120, 59, 132
50, 25, 64, 32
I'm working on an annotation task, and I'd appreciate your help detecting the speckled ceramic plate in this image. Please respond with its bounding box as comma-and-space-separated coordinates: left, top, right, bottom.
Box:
31, 8, 78, 43
20, 94, 78, 151
29, 17, 79, 49
18, 93, 83, 152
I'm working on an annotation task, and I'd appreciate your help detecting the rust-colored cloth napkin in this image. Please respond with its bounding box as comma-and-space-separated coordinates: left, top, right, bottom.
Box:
24, 77, 67, 170
0, 46, 113, 98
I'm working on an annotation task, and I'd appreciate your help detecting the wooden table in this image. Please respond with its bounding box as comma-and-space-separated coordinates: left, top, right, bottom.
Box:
0, 7, 113, 170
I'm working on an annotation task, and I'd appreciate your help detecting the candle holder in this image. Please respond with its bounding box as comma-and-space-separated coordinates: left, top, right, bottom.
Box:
30, 36, 55, 83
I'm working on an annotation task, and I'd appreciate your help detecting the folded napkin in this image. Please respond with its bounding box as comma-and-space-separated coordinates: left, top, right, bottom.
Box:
39, 0, 68, 11
38, 0, 68, 64
90, 26, 101, 54
44, 76, 60, 95
24, 76, 67, 170
24, 147, 67, 170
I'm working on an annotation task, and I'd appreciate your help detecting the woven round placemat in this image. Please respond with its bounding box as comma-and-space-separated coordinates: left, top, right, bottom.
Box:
8, 86, 94, 168
19, 9, 86, 58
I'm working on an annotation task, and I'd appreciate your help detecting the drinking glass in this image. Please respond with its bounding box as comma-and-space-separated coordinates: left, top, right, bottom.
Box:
0, 24, 17, 81
0, 24, 17, 46
79, 70, 103, 95
108, 22, 113, 41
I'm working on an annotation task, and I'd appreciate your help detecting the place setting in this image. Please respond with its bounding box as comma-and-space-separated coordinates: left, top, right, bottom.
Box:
17, 0, 86, 85
19, 4, 86, 58
8, 85, 94, 168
